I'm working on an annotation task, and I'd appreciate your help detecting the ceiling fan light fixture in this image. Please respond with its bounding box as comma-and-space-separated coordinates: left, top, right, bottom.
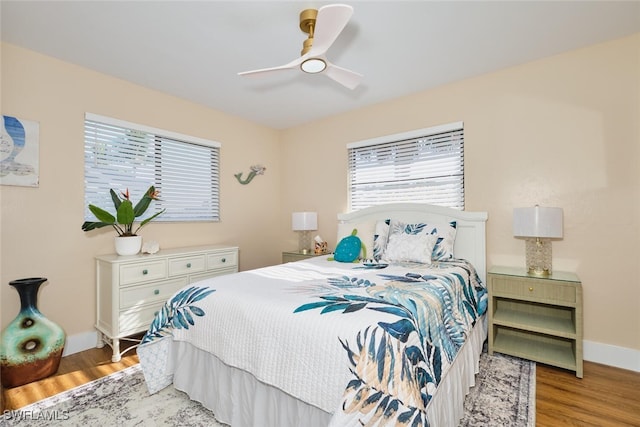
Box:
239, 4, 361, 89
301, 58, 326, 74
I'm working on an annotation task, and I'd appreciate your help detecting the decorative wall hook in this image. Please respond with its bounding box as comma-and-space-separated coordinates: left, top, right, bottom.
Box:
235, 164, 266, 185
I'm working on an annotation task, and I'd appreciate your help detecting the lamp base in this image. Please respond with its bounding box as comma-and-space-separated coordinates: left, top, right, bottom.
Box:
297, 231, 312, 254
527, 266, 551, 277
525, 238, 553, 276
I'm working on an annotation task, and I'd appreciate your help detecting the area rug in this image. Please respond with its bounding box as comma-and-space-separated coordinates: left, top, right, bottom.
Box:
2, 352, 535, 427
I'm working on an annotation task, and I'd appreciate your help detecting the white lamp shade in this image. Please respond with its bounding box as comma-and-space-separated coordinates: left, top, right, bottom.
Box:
513, 206, 563, 238
292, 212, 318, 231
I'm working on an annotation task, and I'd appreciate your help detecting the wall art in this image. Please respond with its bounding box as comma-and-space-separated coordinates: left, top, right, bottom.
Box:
235, 164, 266, 185
1, 115, 40, 187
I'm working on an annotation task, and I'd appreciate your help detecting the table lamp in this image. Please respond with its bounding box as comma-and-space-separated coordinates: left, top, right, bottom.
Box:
513, 206, 563, 276
292, 212, 317, 254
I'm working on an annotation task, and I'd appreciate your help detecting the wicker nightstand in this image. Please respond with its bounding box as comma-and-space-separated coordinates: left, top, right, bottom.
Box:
488, 266, 583, 378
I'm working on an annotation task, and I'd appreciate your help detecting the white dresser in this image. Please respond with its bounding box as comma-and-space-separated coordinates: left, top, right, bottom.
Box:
95, 244, 239, 361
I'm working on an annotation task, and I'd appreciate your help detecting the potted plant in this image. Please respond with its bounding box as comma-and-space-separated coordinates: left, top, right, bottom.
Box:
82, 186, 165, 255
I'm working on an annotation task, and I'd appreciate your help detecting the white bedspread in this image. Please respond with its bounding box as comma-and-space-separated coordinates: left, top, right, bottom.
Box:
138, 256, 487, 425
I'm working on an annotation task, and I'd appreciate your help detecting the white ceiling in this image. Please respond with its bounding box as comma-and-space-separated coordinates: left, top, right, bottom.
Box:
2, 1, 639, 129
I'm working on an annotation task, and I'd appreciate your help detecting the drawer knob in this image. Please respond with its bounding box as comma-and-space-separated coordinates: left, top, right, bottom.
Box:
186, 263, 192, 268
142, 269, 148, 275
154, 289, 160, 295
221, 258, 226, 263
529, 287, 534, 292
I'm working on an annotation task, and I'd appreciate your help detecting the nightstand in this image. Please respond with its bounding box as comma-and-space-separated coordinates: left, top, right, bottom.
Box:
488, 266, 583, 378
282, 250, 325, 263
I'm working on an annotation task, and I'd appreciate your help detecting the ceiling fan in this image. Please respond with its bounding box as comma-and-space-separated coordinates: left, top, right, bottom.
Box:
238, 4, 362, 90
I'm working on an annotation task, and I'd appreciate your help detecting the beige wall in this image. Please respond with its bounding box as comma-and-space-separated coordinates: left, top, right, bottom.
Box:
2, 33, 639, 358
280, 34, 640, 353
1, 43, 282, 336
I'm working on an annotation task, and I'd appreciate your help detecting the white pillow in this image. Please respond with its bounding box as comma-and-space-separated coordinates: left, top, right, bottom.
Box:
384, 231, 438, 264
336, 220, 376, 259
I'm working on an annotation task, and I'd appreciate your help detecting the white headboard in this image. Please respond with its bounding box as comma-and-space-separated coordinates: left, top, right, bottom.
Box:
337, 203, 488, 284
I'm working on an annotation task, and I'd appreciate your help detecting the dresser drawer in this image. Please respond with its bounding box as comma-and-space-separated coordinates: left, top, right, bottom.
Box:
120, 277, 188, 309
491, 277, 576, 304
168, 255, 206, 277
208, 251, 237, 269
118, 304, 163, 336
120, 260, 167, 285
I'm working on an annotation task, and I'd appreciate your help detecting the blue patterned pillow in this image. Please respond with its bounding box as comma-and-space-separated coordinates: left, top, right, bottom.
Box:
373, 219, 391, 261
386, 219, 457, 261
430, 220, 457, 260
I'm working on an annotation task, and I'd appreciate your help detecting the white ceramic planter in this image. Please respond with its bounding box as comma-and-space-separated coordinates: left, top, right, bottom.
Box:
114, 235, 142, 256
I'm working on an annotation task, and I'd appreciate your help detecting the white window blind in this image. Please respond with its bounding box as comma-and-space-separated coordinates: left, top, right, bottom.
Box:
84, 113, 220, 222
348, 122, 464, 211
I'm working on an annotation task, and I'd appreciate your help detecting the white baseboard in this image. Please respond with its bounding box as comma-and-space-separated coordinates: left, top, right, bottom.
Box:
62, 330, 99, 357
584, 340, 640, 372
62, 331, 640, 373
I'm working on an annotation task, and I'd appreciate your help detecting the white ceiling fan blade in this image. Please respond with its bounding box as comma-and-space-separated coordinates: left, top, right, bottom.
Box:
307, 4, 353, 57
238, 4, 358, 88
324, 62, 363, 90
238, 55, 306, 77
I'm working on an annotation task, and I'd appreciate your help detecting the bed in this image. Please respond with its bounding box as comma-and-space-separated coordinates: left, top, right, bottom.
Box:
137, 203, 488, 427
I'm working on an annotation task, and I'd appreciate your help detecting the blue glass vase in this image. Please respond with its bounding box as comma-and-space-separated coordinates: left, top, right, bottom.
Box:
0, 277, 66, 388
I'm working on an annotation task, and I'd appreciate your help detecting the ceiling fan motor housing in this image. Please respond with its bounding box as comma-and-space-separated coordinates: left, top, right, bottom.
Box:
299, 8, 318, 55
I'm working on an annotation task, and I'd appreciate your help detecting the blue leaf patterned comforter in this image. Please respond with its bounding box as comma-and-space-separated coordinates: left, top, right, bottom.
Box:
138, 256, 486, 426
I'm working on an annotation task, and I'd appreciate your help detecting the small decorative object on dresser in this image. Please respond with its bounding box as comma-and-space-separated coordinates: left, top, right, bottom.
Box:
82, 186, 165, 256
488, 265, 583, 378
0, 277, 66, 387
95, 244, 239, 362
142, 240, 160, 254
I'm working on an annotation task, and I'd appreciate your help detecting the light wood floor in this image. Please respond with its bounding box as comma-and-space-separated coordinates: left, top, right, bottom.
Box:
2, 340, 140, 412
3, 346, 640, 426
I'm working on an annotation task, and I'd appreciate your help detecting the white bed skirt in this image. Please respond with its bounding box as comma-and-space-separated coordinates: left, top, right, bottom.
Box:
426, 315, 488, 426
170, 315, 487, 427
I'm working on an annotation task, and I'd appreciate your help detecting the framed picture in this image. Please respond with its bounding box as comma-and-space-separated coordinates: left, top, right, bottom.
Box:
1, 115, 40, 187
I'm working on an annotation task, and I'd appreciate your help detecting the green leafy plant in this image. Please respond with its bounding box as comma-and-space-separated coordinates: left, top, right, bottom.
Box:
82, 186, 165, 236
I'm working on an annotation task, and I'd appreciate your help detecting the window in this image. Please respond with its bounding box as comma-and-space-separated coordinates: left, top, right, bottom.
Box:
348, 122, 464, 211
84, 113, 220, 222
